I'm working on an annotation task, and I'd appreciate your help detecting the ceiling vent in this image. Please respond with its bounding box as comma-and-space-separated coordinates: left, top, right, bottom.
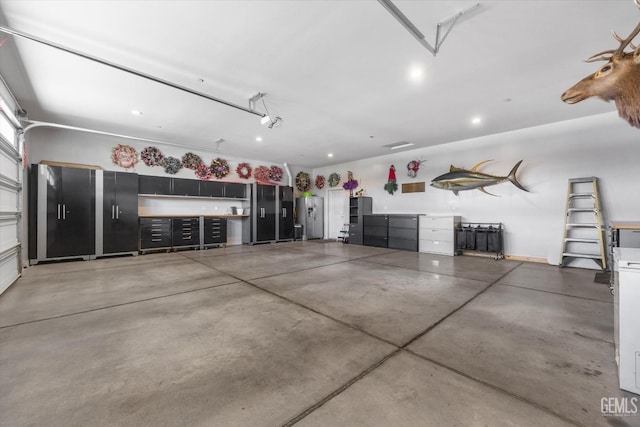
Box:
384, 141, 415, 150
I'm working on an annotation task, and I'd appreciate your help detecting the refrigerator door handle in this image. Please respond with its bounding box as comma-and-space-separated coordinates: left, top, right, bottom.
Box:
63, 204, 66, 220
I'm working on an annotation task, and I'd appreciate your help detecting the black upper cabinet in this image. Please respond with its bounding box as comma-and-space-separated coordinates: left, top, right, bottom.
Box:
103, 171, 139, 254
279, 186, 294, 240
139, 175, 171, 195
224, 182, 246, 199
172, 178, 200, 196
200, 180, 224, 198
45, 166, 95, 258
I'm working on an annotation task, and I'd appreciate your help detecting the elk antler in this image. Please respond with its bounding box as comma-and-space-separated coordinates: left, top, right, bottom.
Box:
586, 21, 640, 62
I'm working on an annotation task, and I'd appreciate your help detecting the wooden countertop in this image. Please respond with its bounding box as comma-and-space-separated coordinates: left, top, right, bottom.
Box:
139, 214, 249, 218
609, 221, 640, 230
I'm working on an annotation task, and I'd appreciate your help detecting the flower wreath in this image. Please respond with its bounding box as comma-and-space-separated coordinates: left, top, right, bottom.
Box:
195, 163, 212, 180
140, 146, 164, 166
296, 171, 311, 192
253, 165, 271, 182
236, 162, 252, 179
111, 144, 138, 169
162, 156, 182, 174
315, 175, 326, 189
270, 165, 283, 181
210, 157, 230, 179
182, 152, 203, 170
328, 172, 340, 187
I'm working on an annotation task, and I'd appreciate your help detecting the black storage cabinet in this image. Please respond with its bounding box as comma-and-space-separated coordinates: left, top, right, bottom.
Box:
140, 217, 172, 250
225, 182, 246, 199
200, 180, 224, 198
138, 175, 171, 195
388, 215, 419, 251
41, 165, 96, 258
172, 178, 200, 197
278, 186, 294, 240
103, 171, 139, 254
172, 217, 200, 248
253, 183, 276, 242
363, 214, 389, 248
204, 217, 227, 246
348, 197, 372, 245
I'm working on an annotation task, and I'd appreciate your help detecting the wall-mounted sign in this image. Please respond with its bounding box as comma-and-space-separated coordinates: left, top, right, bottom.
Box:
402, 182, 425, 193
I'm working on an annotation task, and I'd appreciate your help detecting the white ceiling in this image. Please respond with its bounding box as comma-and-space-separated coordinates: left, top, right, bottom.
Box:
0, 1, 638, 168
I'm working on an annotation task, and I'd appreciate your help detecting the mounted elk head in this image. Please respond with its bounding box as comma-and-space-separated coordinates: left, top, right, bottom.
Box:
561, 22, 640, 128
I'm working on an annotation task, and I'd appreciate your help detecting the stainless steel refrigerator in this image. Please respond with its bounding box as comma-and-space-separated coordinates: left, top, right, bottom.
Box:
296, 196, 324, 240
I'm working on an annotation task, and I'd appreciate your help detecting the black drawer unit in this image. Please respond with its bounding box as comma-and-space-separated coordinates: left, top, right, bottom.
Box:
140, 217, 172, 249
388, 215, 419, 251
172, 217, 200, 247
204, 217, 228, 246
363, 215, 388, 248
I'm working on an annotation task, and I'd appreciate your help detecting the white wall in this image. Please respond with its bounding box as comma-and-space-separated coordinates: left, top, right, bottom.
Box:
312, 112, 640, 264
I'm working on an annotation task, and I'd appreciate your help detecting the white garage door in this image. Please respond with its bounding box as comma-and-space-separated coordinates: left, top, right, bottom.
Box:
0, 87, 23, 295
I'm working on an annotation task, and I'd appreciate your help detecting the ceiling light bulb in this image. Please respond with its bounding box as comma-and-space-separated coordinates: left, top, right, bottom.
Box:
471, 116, 482, 125
131, 110, 142, 115
256, 136, 263, 142
328, 153, 334, 158
409, 65, 424, 82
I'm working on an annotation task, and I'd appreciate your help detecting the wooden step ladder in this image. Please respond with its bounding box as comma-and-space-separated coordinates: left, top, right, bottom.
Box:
560, 177, 607, 270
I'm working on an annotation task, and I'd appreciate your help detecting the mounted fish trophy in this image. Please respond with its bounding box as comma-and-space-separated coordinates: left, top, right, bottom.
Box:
561, 18, 640, 128
430, 160, 529, 196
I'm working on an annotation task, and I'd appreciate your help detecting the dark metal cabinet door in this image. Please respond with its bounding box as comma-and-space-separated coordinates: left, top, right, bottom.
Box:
256, 184, 276, 241
200, 181, 224, 198
104, 172, 139, 254
47, 166, 95, 258
138, 175, 171, 195
224, 183, 246, 198
172, 178, 200, 196
279, 186, 294, 239
45, 166, 63, 257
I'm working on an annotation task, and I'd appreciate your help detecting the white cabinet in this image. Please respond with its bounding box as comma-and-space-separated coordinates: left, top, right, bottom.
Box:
419, 215, 461, 256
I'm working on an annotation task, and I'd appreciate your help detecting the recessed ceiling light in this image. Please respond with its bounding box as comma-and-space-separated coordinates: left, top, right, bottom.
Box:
408, 65, 424, 82
256, 136, 263, 142
471, 116, 482, 125
131, 110, 142, 116
384, 141, 414, 150
328, 153, 334, 158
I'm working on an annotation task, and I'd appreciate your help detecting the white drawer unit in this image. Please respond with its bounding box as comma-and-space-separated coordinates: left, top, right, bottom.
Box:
419, 215, 461, 256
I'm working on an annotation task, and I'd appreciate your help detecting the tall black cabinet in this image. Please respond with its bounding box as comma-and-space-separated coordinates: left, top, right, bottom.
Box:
279, 186, 294, 241
29, 164, 96, 263
101, 171, 139, 255
256, 183, 276, 242
348, 197, 372, 245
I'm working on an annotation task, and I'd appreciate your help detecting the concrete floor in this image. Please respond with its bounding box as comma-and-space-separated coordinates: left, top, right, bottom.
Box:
0, 241, 637, 426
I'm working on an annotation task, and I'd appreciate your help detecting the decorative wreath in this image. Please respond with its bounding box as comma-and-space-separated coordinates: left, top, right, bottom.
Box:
195, 163, 212, 180
270, 165, 283, 182
253, 165, 271, 182
315, 175, 326, 189
111, 144, 138, 169
328, 173, 341, 187
162, 156, 182, 174
296, 171, 311, 192
210, 157, 230, 179
236, 162, 252, 179
182, 152, 203, 170
140, 146, 164, 166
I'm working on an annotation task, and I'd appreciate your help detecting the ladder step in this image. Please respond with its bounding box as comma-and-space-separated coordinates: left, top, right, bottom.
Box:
564, 238, 599, 243
569, 193, 595, 198
566, 223, 600, 228
567, 208, 597, 212
568, 177, 597, 183
562, 252, 603, 259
